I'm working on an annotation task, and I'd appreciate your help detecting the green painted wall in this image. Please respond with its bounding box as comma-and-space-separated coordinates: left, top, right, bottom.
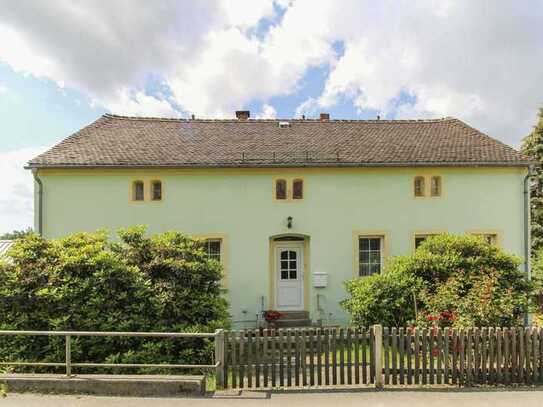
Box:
35, 167, 527, 328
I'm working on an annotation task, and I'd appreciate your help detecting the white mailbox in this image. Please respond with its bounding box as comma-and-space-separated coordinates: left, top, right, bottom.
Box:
313, 272, 328, 288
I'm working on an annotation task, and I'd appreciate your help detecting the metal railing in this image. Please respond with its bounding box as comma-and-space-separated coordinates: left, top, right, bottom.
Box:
0, 329, 225, 385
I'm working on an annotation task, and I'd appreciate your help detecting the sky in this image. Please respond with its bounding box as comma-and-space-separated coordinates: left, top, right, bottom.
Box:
0, 0, 542, 234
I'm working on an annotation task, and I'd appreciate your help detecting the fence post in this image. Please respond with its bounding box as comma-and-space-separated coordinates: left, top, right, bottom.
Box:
373, 325, 383, 389
65, 335, 72, 378
215, 329, 225, 388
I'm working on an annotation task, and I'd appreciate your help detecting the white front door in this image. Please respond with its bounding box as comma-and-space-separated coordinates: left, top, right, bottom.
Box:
275, 245, 304, 310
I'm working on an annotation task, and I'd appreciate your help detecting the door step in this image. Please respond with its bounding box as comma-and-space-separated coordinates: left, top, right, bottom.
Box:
273, 311, 311, 328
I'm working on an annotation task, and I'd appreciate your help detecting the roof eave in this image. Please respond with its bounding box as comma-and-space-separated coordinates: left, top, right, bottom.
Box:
25, 161, 537, 170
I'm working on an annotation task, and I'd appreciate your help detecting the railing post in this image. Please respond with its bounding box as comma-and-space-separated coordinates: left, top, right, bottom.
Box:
215, 329, 225, 388
373, 324, 383, 389
65, 334, 72, 378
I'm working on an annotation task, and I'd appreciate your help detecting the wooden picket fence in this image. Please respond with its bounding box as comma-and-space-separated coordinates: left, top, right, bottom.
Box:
223, 327, 375, 389
220, 326, 543, 389
383, 326, 543, 386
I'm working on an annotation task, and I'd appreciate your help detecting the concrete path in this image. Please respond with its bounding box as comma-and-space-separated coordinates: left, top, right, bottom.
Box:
1, 389, 543, 406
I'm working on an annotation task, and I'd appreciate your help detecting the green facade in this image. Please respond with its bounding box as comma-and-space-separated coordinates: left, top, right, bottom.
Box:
34, 166, 527, 328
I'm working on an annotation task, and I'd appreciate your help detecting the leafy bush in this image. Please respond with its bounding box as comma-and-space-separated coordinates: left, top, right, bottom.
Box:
0, 227, 229, 373
343, 267, 423, 327
343, 234, 533, 328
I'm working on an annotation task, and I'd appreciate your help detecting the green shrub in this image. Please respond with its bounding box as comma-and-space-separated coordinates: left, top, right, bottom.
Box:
343, 234, 533, 328
342, 267, 423, 327
0, 227, 229, 373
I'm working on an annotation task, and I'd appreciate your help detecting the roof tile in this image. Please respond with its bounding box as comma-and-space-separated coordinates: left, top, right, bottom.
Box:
27, 114, 531, 168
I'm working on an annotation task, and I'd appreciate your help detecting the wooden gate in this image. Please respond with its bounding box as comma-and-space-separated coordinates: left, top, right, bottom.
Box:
223, 327, 375, 389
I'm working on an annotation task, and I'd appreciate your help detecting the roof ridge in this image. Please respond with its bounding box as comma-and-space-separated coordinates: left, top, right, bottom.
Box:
103, 113, 454, 124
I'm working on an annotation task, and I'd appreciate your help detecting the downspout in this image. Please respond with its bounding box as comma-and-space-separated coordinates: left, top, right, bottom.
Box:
524, 165, 533, 326
524, 166, 533, 281
32, 169, 43, 236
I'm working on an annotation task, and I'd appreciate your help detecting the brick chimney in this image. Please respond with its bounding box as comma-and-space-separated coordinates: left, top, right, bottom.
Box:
320, 112, 330, 121
235, 110, 250, 120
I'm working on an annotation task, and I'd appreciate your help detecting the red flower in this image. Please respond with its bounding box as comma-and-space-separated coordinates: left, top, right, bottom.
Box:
440, 311, 454, 320
263, 310, 282, 322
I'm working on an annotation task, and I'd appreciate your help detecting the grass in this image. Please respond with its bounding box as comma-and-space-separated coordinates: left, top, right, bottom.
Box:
205, 374, 216, 392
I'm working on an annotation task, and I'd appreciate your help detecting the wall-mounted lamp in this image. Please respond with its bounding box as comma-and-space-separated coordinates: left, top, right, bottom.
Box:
287, 216, 293, 229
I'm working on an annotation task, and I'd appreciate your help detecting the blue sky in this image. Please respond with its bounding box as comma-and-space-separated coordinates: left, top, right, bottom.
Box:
0, 0, 542, 233
0, 63, 105, 150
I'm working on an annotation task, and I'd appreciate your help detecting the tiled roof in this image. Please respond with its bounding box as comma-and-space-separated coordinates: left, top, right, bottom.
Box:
0, 240, 14, 258
27, 114, 532, 168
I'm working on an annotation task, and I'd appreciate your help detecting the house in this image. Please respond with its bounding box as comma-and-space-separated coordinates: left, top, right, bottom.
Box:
26, 111, 533, 328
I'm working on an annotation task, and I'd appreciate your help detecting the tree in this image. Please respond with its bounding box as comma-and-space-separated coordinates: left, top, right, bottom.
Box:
0, 227, 229, 373
521, 107, 543, 253
342, 235, 533, 328
0, 228, 33, 240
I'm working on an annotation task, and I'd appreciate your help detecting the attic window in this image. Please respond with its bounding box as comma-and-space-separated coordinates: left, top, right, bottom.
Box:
278, 121, 291, 128
151, 180, 162, 201
414, 176, 425, 197
275, 179, 287, 200
430, 176, 442, 197
293, 179, 304, 199
132, 181, 144, 201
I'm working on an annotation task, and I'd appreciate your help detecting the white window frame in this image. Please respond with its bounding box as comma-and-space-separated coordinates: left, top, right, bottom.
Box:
204, 238, 222, 262
358, 236, 384, 277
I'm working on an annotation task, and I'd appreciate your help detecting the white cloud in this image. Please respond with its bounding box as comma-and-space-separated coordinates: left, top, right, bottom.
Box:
0, 146, 49, 235
290, 0, 543, 145
220, 0, 275, 29
295, 97, 319, 118
256, 103, 277, 119
0, 0, 226, 115
0, 84, 7, 94
100, 89, 180, 118
0, 0, 542, 144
